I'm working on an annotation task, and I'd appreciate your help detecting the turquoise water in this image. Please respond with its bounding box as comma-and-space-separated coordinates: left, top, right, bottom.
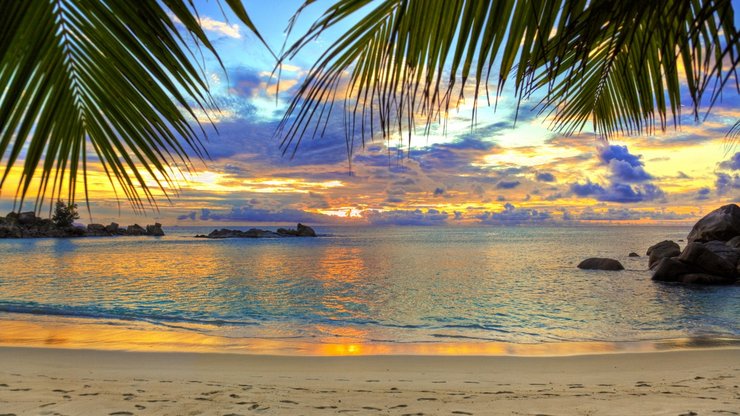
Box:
0, 225, 738, 347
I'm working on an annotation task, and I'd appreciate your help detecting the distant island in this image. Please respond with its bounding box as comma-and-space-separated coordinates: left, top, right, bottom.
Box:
0, 211, 164, 238
195, 223, 316, 239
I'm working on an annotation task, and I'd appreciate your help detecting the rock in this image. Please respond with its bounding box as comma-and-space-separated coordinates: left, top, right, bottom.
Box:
197, 224, 316, 239
702, 240, 740, 266
646, 240, 681, 269
651, 257, 701, 282
296, 223, 316, 237
0, 225, 21, 238
86, 223, 108, 236
726, 236, 740, 249
105, 222, 119, 234
680, 273, 736, 285
17, 211, 37, 225
577, 258, 625, 271
126, 224, 147, 236
687, 204, 740, 243
679, 242, 737, 279
146, 223, 165, 236
277, 223, 317, 237
628, 252, 640, 257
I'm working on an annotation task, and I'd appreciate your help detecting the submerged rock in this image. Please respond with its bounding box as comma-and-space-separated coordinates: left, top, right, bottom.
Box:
577, 258, 625, 271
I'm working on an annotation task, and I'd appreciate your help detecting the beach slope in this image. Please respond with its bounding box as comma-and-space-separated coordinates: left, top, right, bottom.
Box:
0, 347, 738, 415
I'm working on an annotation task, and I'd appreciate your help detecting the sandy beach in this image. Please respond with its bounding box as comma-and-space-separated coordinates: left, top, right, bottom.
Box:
1, 346, 738, 415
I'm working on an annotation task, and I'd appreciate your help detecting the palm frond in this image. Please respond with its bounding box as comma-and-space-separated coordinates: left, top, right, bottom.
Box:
278, 0, 739, 157
0, 0, 265, 212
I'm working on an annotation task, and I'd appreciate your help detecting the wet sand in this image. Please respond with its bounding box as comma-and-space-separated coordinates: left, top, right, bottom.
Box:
0, 346, 738, 415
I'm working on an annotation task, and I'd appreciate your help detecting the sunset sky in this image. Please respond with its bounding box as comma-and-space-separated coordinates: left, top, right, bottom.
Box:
2, 1, 738, 226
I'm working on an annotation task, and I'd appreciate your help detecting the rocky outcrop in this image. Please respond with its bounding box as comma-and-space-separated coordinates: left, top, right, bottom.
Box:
276, 223, 316, 237
196, 224, 318, 239
647, 240, 681, 269
577, 258, 625, 271
687, 204, 740, 243
651, 205, 740, 285
0, 212, 165, 238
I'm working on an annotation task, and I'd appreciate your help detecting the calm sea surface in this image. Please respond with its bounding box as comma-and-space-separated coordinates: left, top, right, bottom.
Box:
0, 225, 738, 353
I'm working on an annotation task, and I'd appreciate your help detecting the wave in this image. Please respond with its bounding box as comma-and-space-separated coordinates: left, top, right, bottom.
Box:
0, 301, 259, 330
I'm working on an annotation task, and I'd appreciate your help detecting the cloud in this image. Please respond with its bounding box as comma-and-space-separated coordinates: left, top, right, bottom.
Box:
569, 144, 664, 203
186, 205, 338, 224
695, 187, 711, 200
719, 152, 740, 170
476, 203, 552, 225
198, 16, 241, 39
716, 173, 740, 195
433, 187, 445, 196
364, 209, 449, 226
578, 207, 694, 221
535, 172, 556, 182
570, 180, 665, 203
599, 144, 652, 182
172, 14, 241, 39
496, 180, 521, 189
571, 180, 605, 196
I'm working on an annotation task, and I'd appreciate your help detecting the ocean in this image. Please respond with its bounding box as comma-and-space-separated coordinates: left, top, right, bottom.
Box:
0, 225, 738, 354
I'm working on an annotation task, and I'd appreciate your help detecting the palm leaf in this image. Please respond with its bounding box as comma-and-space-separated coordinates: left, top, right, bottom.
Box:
278, 0, 739, 157
0, 0, 266, 212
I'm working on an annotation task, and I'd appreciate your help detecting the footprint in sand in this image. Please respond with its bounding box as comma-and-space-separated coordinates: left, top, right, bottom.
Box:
362, 406, 382, 411
280, 400, 299, 405
452, 412, 473, 415
417, 397, 437, 401
135, 405, 146, 410
389, 404, 408, 409
109, 412, 134, 416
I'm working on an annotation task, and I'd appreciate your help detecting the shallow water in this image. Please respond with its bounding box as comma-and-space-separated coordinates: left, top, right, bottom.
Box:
0, 225, 738, 352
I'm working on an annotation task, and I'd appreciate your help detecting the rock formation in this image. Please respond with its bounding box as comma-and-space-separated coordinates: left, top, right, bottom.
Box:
651, 204, 740, 285
577, 258, 625, 271
196, 223, 317, 239
0, 212, 165, 238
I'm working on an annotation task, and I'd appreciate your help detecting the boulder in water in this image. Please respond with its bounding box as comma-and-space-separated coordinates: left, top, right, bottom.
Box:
577, 258, 625, 271
687, 204, 740, 243
647, 240, 681, 269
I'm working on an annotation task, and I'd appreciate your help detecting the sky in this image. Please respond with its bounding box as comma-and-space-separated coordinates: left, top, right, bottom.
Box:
3, 1, 739, 226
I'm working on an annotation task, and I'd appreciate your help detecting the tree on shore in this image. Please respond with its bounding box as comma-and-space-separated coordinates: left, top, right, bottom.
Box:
1, 0, 737, 211
52, 200, 79, 228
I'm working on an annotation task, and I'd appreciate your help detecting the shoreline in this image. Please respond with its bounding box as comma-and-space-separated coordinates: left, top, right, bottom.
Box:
1, 346, 738, 415
1, 313, 739, 357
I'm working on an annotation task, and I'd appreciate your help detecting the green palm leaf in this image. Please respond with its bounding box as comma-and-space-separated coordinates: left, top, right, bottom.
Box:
0, 0, 265, 212
278, 0, 738, 156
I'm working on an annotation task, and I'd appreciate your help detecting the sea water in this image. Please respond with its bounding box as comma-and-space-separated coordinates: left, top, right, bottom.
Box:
0, 225, 738, 352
